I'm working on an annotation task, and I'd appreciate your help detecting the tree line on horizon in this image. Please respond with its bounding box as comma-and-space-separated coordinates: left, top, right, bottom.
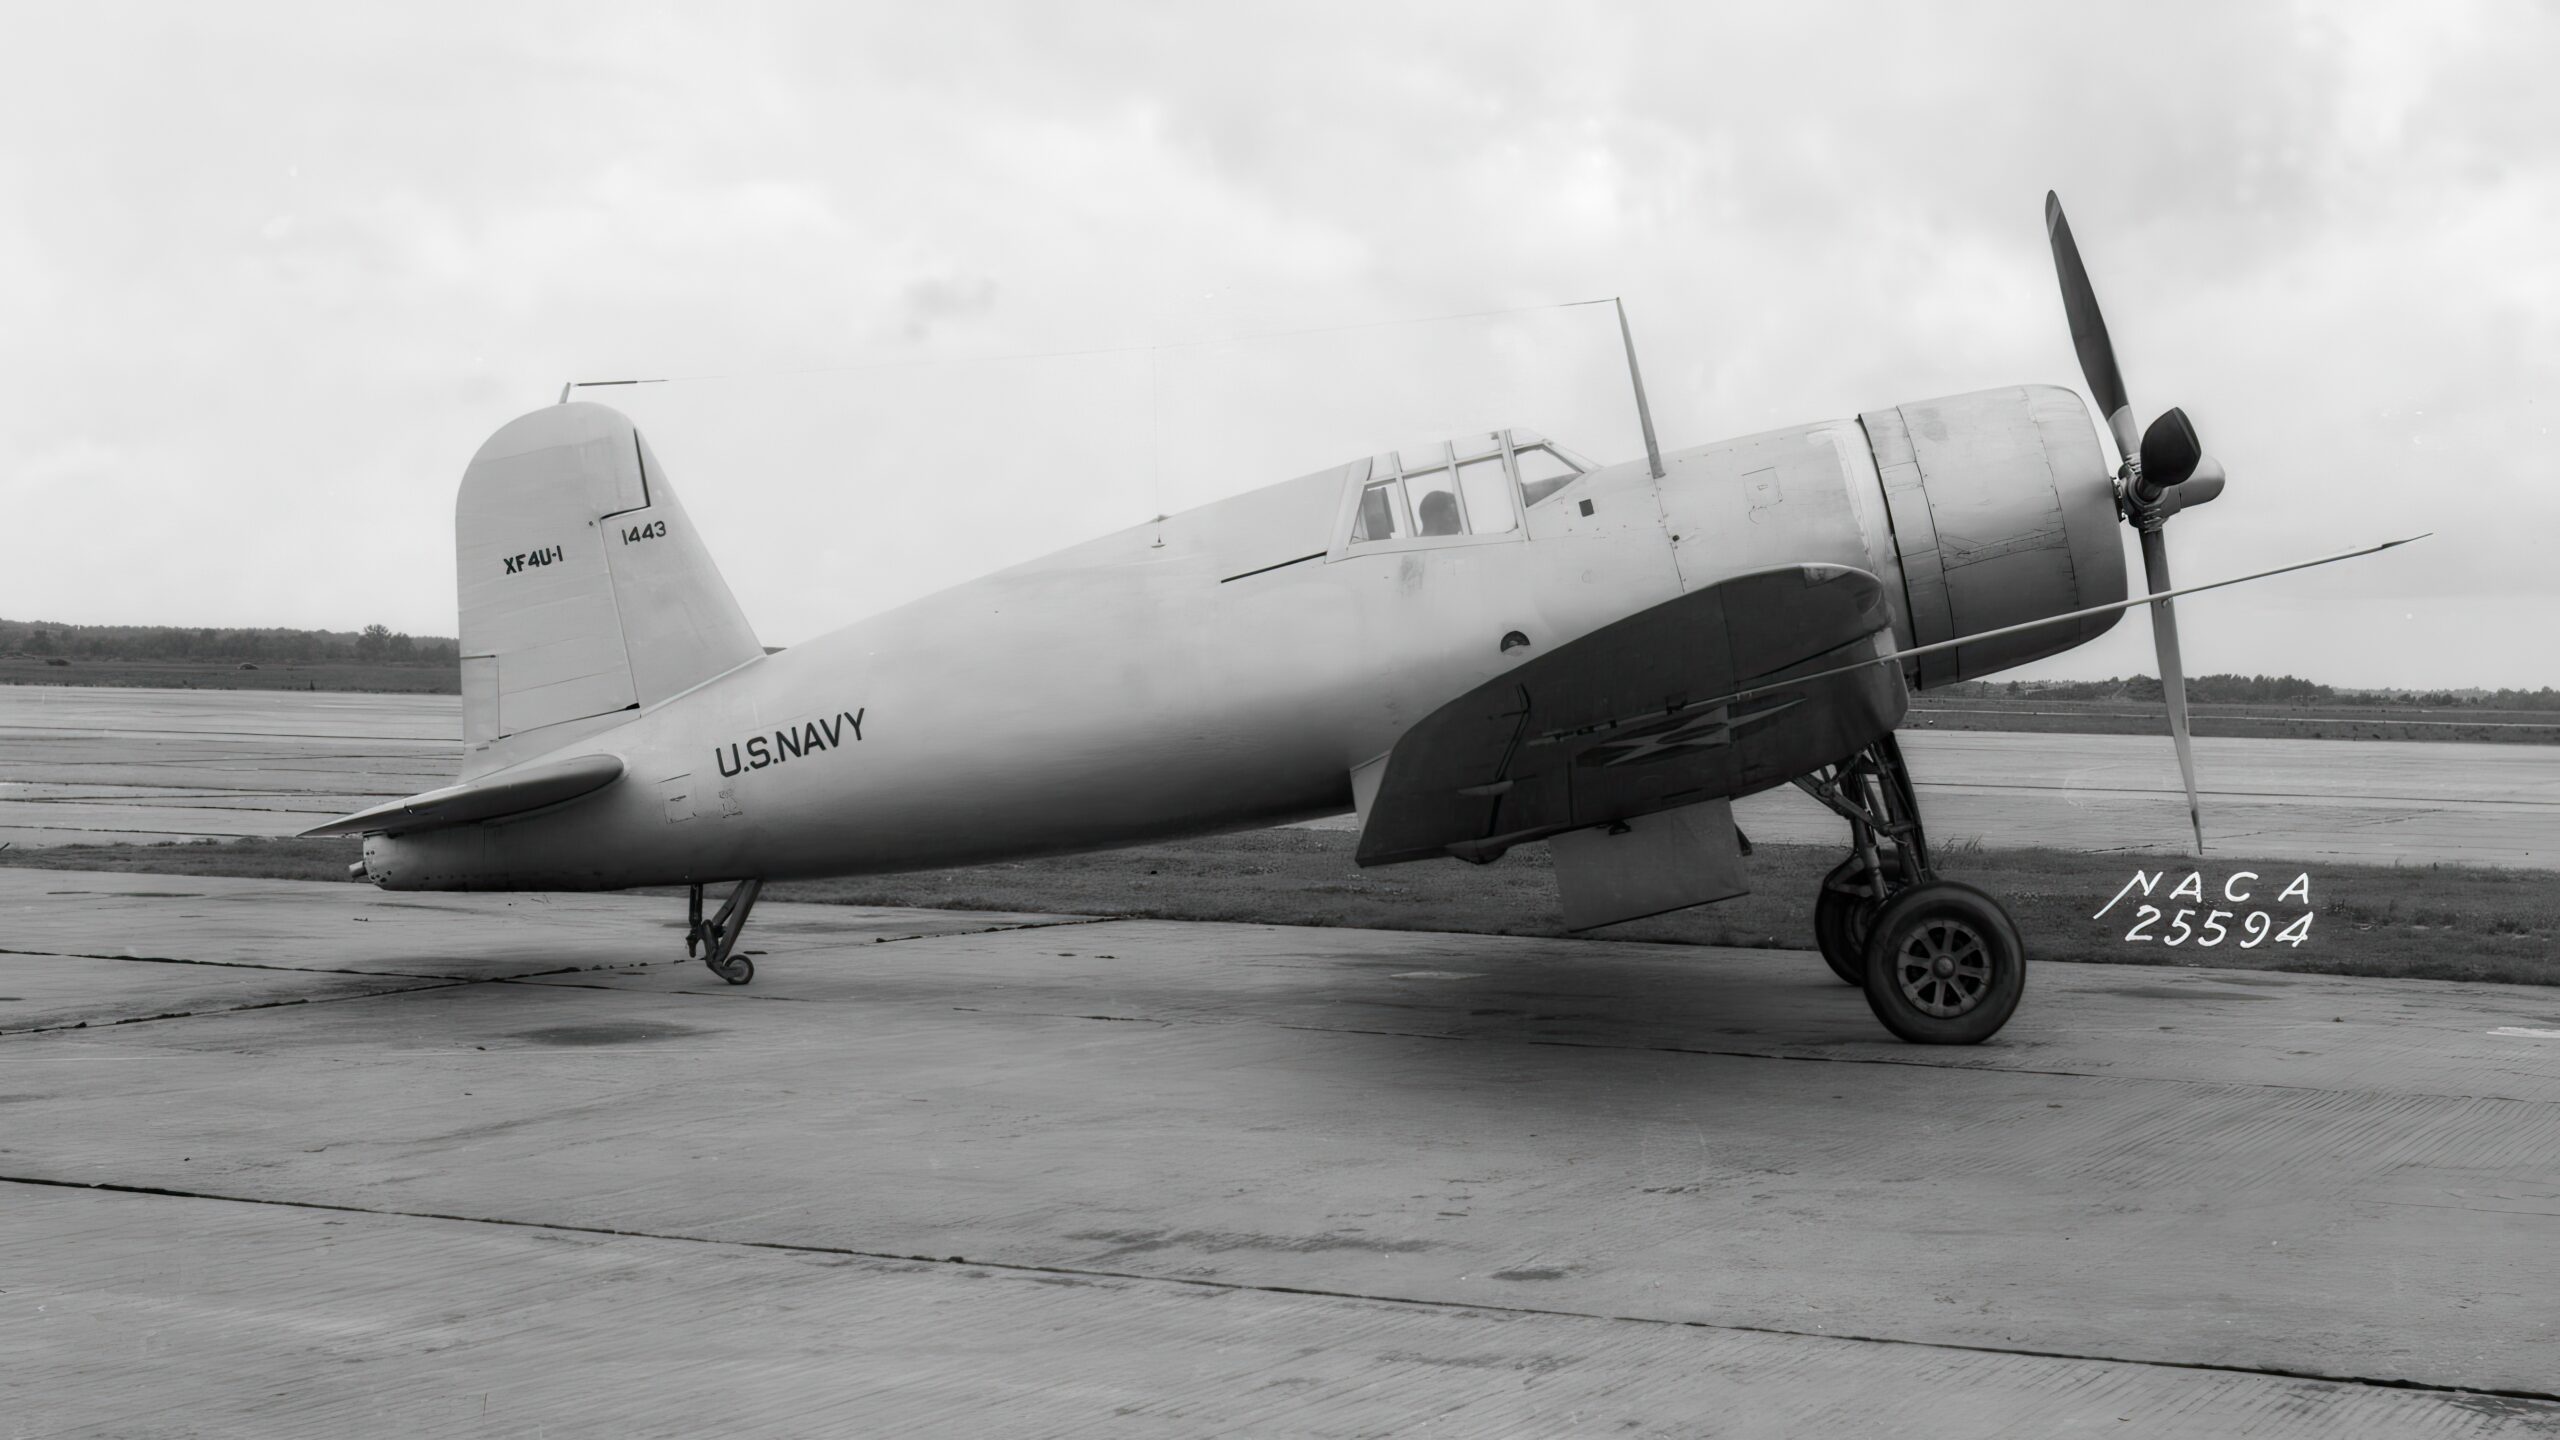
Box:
0, 619, 459, 666
1938, 673, 2560, 710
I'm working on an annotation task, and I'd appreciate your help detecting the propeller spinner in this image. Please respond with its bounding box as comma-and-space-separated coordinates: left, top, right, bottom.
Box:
2044, 192, 2224, 854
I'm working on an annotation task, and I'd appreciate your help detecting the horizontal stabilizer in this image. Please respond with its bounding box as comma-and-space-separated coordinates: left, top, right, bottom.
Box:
302, 753, 625, 838
1358, 564, 1907, 867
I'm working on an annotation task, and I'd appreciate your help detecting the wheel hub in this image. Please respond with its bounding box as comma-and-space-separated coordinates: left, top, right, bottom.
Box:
1893, 918, 1991, 1018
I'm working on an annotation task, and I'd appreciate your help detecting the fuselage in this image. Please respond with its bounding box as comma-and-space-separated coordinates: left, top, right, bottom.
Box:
365, 384, 2125, 891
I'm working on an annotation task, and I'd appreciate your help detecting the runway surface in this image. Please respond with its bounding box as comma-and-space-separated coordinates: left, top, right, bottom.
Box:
4, 871, 2556, 1435
0, 687, 454, 847
2, 685, 2555, 866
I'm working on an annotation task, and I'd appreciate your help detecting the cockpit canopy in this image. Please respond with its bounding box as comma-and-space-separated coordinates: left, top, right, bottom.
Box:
1349, 429, 1595, 544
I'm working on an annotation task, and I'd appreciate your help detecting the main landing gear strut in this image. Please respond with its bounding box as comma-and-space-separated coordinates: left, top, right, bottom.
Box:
1793, 735, 2026, 1044
686, 879, 764, 986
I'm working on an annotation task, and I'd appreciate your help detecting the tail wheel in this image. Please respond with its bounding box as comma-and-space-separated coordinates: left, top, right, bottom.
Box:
1813, 853, 1904, 987
1861, 881, 2026, 1045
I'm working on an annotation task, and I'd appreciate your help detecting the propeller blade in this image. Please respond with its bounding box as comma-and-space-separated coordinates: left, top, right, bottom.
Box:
2139, 407, 2203, 491
2138, 528, 2205, 855
2045, 191, 2140, 461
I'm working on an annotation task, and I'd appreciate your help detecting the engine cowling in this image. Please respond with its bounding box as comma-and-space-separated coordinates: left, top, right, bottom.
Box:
1860, 384, 2126, 685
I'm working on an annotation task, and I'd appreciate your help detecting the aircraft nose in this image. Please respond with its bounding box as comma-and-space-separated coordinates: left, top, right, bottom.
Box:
1861, 384, 2129, 686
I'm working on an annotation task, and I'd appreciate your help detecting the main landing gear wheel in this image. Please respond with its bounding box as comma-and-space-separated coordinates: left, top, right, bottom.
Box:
1860, 881, 2025, 1045
686, 878, 764, 986
1796, 735, 2027, 1043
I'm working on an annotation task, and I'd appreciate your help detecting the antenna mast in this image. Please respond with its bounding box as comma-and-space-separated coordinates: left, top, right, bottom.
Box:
1615, 297, 1665, 480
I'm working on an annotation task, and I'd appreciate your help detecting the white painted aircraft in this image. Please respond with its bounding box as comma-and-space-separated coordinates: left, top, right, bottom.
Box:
312, 196, 2412, 1045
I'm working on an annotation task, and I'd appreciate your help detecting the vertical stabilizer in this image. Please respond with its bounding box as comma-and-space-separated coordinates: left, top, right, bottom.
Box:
455, 402, 760, 776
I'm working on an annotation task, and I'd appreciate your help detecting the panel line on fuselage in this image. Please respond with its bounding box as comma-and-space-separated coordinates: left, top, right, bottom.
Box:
1219, 551, 1330, 584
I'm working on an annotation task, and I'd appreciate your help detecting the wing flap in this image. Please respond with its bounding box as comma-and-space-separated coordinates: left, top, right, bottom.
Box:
1356, 564, 1907, 867
302, 752, 626, 838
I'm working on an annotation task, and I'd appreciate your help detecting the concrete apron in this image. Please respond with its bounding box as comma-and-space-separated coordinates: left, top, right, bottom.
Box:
3, 870, 2556, 1436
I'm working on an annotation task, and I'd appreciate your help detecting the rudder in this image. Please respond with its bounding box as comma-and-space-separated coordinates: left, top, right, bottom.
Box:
455, 402, 761, 776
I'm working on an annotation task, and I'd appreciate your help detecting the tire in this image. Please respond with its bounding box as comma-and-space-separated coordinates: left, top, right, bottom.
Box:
1860, 881, 2025, 1045
1813, 858, 1879, 986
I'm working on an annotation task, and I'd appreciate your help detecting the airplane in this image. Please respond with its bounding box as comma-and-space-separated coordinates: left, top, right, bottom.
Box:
309, 195, 2413, 1046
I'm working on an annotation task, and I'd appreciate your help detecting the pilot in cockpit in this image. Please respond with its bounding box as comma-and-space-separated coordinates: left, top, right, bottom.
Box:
1416, 490, 1461, 536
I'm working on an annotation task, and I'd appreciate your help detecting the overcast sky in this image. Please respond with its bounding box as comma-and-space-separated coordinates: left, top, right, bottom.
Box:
5, 2, 2553, 687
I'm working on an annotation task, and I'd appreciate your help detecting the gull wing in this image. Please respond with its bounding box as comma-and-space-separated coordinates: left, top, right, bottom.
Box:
1356, 564, 1906, 867
302, 752, 625, 838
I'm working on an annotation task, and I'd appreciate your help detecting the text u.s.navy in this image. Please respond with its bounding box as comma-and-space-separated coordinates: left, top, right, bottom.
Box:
716, 709, 865, 778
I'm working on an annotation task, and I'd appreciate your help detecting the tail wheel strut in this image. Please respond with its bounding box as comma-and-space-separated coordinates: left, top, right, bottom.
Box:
686, 878, 763, 985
